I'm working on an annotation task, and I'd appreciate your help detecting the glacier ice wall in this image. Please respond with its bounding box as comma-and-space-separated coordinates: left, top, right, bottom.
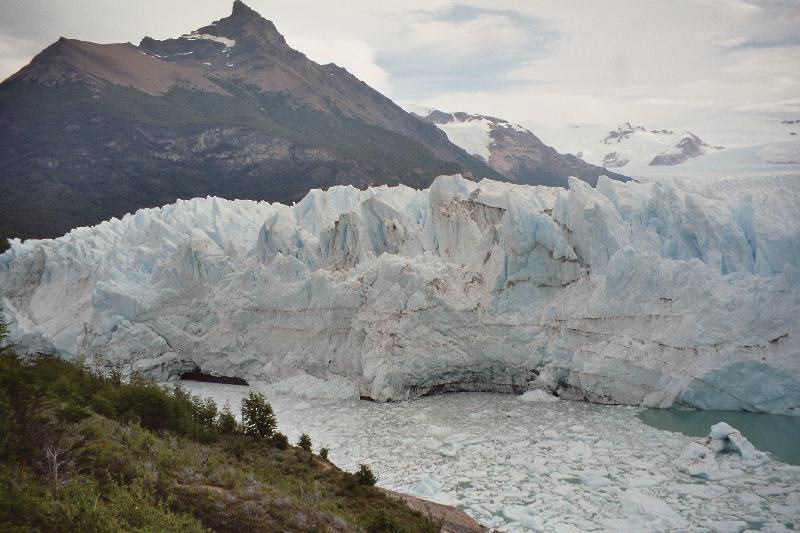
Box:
2, 175, 799, 413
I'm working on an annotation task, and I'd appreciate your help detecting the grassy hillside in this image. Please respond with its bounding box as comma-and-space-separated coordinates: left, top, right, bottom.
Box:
0, 326, 438, 532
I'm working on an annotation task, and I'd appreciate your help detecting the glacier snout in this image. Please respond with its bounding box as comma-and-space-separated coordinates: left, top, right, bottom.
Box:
1, 174, 799, 413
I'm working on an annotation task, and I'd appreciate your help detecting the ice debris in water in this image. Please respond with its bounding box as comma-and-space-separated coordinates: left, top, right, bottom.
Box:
677, 421, 769, 480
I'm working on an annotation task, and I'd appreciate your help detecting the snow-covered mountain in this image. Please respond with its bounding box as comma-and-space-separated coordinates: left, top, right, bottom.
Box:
563, 123, 723, 169
2, 174, 798, 414
407, 106, 629, 187
535, 116, 800, 179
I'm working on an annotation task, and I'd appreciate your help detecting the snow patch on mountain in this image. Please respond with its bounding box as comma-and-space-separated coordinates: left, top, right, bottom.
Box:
436, 117, 494, 160
2, 175, 799, 413
409, 108, 529, 161
181, 32, 236, 48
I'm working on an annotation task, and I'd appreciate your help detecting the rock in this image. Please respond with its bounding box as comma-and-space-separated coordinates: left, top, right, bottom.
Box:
379, 488, 496, 533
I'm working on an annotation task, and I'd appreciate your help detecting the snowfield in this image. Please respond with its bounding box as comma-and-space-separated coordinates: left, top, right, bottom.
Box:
1, 174, 799, 413
177, 383, 800, 532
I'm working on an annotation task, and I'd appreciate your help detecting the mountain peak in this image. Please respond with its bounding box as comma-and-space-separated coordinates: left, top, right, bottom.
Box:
233, 0, 264, 18
204, 1, 286, 46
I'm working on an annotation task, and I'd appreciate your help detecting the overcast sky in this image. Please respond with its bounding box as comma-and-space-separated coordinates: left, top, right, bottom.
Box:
2, 0, 798, 129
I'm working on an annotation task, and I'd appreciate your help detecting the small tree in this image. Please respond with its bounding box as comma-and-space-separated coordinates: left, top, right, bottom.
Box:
355, 464, 377, 486
216, 402, 238, 434
297, 433, 312, 452
0, 318, 15, 356
319, 446, 329, 461
270, 432, 289, 450
241, 392, 277, 439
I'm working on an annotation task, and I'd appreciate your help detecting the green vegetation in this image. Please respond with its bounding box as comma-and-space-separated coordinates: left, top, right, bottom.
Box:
241, 392, 277, 439
0, 324, 438, 532
298, 433, 312, 452
355, 464, 378, 487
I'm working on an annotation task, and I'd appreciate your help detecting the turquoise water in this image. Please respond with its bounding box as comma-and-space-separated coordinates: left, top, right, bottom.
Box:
638, 408, 800, 465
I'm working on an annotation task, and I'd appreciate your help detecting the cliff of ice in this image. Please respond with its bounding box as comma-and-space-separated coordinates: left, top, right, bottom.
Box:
1, 174, 799, 413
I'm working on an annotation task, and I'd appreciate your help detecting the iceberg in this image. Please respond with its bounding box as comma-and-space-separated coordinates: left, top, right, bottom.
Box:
1, 174, 799, 413
676, 422, 769, 480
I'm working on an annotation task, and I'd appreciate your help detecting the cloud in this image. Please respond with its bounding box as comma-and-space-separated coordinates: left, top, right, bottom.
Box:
0, 0, 797, 130
374, 5, 563, 98
0, 35, 42, 79
287, 36, 393, 94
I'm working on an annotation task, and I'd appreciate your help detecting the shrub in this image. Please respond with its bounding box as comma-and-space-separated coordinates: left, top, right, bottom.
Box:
241, 392, 277, 439
190, 396, 218, 428
297, 433, 312, 452
269, 432, 289, 450
319, 447, 329, 461
227, 436, 248, 460
216, 403, 238, 435
355, 464, 377, 486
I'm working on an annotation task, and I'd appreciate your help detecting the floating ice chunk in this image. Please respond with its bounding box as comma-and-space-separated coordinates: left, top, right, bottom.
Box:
410, 478, 441, 498
706, 520, 747, 533
677, 422, 768, 480
617, 489, 690, 530
519, 389, 560, 402
502, 505, 544, 530
563, 441, 593, 462
709, 422, 769, 466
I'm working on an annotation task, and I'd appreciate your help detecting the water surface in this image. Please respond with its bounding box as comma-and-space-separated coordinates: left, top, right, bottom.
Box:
638, 408, 800, 465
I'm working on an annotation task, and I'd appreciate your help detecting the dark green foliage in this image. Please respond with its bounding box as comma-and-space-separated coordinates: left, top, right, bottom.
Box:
0, 319, 13, 356
227, 435, 248, 460
216, 402, 239, 435
270, 431, 289, 450
241, 392, 277, 439
355, 463, 378, 486
319, 446, 329, 461
298, 432, 312, 452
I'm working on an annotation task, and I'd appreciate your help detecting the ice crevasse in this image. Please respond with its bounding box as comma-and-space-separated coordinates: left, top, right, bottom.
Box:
1, 174, 799, 414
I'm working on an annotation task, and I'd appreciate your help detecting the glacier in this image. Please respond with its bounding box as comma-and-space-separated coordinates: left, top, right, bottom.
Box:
1, 174, 799, 413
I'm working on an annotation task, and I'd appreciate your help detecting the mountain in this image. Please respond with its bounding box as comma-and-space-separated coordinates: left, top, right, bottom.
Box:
538, 122, 724, 171
3, 174, 798, 413
649, 132, 724, 166
0, 1, 496, 243
409, 107, 630, 187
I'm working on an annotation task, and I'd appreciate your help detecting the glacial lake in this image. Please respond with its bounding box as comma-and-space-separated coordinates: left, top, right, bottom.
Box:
638, 408, 800, 466
176, 381, 800, 532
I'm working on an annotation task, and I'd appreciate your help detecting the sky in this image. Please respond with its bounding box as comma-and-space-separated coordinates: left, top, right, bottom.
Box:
1, 0, 799, 130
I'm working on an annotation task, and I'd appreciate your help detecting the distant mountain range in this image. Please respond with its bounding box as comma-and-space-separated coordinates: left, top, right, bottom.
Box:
0, 0, 628, 244
408, 107, 629, 187
574, 123, 724, 169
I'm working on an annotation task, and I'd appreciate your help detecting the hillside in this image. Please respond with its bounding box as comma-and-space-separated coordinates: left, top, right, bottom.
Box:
0, 343, 443, 532
0, 1, 496, 243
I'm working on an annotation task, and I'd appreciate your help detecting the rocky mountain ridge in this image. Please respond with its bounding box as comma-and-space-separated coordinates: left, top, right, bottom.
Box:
412, 108, 630, 187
